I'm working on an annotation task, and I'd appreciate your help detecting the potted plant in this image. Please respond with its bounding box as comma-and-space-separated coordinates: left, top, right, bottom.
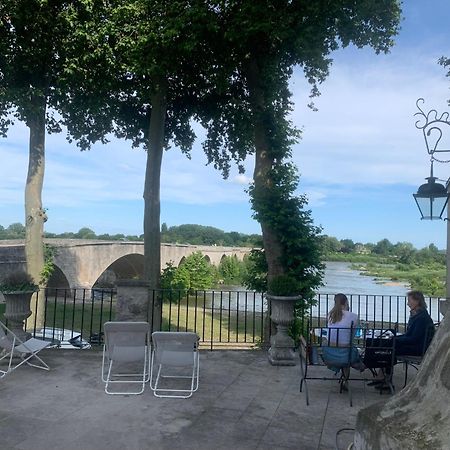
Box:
0, 271, 38, 341
266, 275, 301, 366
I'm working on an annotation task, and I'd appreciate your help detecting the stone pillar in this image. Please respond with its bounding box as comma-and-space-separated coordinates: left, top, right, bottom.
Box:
354, 300, 450, 449
116, 280, 150, 322
267, 294, 299, 366
115, 280, 162, 332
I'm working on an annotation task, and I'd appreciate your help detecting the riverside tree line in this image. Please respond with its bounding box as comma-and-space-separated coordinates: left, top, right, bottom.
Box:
1, 222, 444, 296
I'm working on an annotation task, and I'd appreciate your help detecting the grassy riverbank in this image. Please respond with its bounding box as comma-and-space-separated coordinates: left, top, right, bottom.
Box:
0, 301, 264, 348
325, 242, 446, 297
333, 258, 446, 297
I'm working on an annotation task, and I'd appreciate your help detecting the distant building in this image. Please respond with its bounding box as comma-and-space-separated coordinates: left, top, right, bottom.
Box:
354, 244, 370, 254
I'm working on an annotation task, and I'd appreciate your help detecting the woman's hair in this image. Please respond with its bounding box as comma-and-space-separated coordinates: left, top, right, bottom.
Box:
328, 293, 349, 324
407, 290, 427, 310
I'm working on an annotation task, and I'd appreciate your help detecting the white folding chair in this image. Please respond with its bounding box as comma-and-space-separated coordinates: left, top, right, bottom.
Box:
150, 331, 200, 399
0, 321, 50, 379
102, 321, 150, 395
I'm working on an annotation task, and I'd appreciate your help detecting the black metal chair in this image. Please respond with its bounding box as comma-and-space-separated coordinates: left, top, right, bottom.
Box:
396, 322, 438, 388
299, 321, 360, 406
361, 328, 397, 395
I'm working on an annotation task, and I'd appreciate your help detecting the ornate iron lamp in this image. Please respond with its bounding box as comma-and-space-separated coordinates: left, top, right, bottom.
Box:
413, 99, 450, 220
413, 164, 449, 220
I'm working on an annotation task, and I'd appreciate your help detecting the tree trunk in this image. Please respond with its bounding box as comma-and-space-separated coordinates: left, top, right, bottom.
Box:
245, 57, 285, 345
143, 81, 167, 331
25, 95, 47, 330
244, 57, 284, 282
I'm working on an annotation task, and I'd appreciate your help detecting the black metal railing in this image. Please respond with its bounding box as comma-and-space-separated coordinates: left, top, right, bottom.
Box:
308, 294, 442, 334
0, 289, 443, 350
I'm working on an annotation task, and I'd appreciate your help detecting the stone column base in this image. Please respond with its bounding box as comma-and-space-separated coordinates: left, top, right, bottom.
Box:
116, 280, 150, 322
268, 346, 296, 366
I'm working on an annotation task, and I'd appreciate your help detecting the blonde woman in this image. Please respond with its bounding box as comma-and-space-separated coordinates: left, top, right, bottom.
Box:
327, 293, 358, 346
322, 293, 362, 375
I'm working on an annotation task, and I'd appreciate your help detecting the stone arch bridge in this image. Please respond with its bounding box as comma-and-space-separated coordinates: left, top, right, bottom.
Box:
0, 239, 252, 291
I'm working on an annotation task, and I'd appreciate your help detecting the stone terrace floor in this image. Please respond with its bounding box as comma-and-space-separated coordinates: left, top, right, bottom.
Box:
0, 350, 412, 450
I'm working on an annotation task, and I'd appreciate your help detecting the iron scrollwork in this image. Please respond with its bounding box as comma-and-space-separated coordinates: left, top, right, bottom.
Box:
414, 98, 450, 158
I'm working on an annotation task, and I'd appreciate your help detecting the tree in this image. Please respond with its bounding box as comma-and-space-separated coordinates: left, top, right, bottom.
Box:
58, 1, 218, 316
439, 56, 450, 104
6, 223, 26, 239
75, 227, 96, 239
0, 1, 80, 326
200, 1, 401, 292
218, 255, 244, 285
340, 239, 356, 254
322, 236, 342, 254
161, 253, 216, 294
373, 238, 394, 256
393, 242, 415, 264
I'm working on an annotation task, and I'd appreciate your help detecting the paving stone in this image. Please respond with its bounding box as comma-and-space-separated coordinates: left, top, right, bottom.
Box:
0, 349, 402, 450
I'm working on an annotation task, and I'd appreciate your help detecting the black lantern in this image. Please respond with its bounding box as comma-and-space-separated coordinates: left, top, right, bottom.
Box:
413, 99, 450, 220
413, 175, 449, 220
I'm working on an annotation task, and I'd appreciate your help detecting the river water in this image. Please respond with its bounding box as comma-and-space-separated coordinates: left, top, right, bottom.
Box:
214, 262, 441, 324
320, 261, 409, 296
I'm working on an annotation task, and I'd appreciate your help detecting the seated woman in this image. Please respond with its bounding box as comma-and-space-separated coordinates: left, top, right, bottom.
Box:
321, 293, 362, 373
396, 290, 434, 356
366, 290, 434, 391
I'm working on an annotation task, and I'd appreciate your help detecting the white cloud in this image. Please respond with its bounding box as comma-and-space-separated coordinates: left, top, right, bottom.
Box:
233, 174, 252, 185
304, 189, 327, 207
289, 48, 450, 192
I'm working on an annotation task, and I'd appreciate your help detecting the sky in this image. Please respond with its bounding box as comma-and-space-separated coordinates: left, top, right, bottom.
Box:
1, 1, 450, 249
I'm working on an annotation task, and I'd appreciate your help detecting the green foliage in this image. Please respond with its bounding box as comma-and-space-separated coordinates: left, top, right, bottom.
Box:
40, 244, 56, 286
218, 255, 246, 285
75, 227, 97, 239
321, 236, 342, 254
267, 275, 301, 297
439, 56, 450, 99
0, 271, 38, 293
373, 238, 394, 255
160, 261, 189, 295
160, 252, 216, 295
242, 249, 268, 293
3, 222, 261, 247
340, 239, 356, 254
0, 223, 26, 239
161, 224, 260, 247
0, 0, 80, 135
356, 261, 445, 297
249, 163, 325, 302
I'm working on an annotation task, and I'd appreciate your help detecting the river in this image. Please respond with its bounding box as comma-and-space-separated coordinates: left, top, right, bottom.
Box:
213, 262, 441, 324
320, 261, 409, 296
218, 260, 411, 310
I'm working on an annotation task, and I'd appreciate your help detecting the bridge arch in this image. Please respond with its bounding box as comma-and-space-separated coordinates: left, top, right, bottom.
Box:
0, 240, 253, 291
46, 264, 70, 295
93, 253, 145, 287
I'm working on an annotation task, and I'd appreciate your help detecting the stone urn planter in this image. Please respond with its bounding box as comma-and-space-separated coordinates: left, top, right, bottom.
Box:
267, 294, 300, 366
0, 271, 38, 342
3, 291, 35, 341
266, 275, 302, 366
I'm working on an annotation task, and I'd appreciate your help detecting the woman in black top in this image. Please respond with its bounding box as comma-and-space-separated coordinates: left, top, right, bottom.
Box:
366, 290, 434, 390
396, 290, 434, 356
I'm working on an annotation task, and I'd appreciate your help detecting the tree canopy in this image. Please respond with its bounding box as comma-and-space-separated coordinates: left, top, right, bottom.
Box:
196, 0, 401, 300
0, 0, 85, 327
